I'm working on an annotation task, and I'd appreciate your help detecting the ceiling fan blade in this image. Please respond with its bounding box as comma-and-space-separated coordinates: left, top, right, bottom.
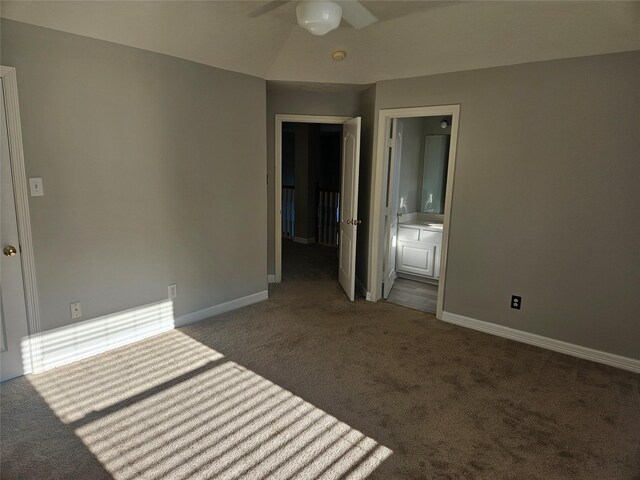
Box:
248, 1, 292, 18
335, 1, 378, 29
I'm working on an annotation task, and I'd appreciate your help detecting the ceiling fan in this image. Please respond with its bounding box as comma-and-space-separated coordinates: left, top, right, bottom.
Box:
250, 0, 378, 36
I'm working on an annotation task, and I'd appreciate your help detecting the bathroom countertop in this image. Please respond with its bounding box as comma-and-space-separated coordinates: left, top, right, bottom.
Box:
399, 221, 443, 232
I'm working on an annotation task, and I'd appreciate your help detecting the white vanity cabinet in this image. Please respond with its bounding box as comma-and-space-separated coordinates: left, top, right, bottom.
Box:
396, 224, 442, 279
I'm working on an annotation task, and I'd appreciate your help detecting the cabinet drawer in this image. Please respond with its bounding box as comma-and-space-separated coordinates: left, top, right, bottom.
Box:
398, 226, 420, 241
420, 229, 442, 245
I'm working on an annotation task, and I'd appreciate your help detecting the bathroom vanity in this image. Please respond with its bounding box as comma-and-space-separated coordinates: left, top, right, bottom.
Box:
384, 120, 451, 308
396, 221, 443, 281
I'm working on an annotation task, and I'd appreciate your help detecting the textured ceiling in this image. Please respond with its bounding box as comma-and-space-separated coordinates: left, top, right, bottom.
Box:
2, 1, 639, 84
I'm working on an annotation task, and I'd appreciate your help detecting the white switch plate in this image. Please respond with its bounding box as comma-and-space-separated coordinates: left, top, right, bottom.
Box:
168, 284, 177, 299
29, 177, 44, 196
70, 302, 82, 319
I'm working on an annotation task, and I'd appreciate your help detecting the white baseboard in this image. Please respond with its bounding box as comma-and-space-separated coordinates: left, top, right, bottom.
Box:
355, 276, 372, 301
24, 300, 176, 374
441, 311, 640, 373
25, 291, 268, 375
293, 236, 316, 245
176, 290, 268, 327
267, 274, 276, 283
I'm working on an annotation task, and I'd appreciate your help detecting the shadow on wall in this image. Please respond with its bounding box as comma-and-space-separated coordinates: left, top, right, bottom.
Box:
14, 320, 391, 479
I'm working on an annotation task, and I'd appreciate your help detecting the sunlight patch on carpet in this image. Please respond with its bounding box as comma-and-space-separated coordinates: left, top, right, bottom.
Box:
28, 329, 391, 479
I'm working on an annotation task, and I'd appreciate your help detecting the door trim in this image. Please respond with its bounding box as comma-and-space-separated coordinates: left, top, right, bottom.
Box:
274, 114, 351, 283
369, 105, 461, 320
1, 66, 42, 371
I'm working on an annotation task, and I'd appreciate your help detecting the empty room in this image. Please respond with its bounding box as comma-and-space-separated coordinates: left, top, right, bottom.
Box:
1, 1, 639, 479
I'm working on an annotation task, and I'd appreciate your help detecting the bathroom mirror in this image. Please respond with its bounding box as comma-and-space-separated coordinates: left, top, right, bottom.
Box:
421, 134, 450, 214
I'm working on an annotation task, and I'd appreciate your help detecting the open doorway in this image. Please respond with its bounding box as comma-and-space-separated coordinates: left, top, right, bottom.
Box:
369, 105, 460, 318
274, 115, 362, 300
280, 122, 341, 281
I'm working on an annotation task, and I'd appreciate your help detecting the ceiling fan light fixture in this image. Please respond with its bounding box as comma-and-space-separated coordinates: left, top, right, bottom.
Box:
296, 1, 342, 36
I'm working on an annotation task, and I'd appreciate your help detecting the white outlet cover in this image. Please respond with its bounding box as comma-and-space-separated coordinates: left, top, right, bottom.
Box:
168, 284, 177, 299
70, 302, 82, 319
29, 177, 44, 196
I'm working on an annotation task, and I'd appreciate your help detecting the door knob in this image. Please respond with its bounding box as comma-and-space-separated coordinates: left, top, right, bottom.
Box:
354, 220, 362, 225
3, 245, 17, 257
346, 219, 353, 225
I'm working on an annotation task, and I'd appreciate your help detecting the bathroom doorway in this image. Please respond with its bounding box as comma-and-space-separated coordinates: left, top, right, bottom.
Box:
369, 105, 460, 318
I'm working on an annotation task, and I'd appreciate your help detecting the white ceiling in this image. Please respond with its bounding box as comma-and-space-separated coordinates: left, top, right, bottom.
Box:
2, 1, 639, 84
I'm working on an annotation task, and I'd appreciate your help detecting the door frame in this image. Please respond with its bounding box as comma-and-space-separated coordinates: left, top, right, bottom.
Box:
274, 114, 351, 283
1, 66, 42, 371
368, 105, 461, 319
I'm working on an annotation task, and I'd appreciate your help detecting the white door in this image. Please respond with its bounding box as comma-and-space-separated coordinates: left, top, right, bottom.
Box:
1, 77, 30, 382
382, 119, 402, 299
338, 117, 361, 301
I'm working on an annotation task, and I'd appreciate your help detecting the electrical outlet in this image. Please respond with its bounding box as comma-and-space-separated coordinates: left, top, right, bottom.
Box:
70, 302, 82, 319
511, 295, 522, 310
168, 284, 177, 299
29, 177, 44, 197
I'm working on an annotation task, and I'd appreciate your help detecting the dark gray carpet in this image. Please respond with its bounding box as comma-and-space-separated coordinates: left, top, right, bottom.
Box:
1, 241, 639, 479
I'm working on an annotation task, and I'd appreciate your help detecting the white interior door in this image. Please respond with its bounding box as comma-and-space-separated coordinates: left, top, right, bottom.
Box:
338, 117, 361, 301
1, 77, 30, 382
383, 119, 403, 299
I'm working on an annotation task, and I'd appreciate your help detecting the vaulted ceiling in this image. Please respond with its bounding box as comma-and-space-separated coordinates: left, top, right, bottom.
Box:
2, 1, 639, 84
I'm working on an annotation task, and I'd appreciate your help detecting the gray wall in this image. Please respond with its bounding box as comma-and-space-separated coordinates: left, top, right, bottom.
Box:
1, 19, 267, 331
266, 83, 363, 275
374, 51, 640, 359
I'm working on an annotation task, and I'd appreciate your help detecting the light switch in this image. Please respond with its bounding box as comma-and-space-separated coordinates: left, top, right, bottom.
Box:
29, 177, 44, 196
